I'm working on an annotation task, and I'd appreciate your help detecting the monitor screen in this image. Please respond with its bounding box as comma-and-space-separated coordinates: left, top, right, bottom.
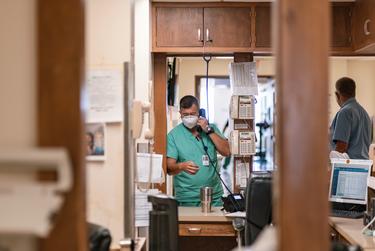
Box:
330, 166, 368, 203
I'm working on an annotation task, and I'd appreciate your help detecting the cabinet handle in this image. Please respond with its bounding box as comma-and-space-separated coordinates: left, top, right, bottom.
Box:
187, 227, 202, 234
364, 19, 371, 36
206, 28, 213, 43
197, 28, 203, 42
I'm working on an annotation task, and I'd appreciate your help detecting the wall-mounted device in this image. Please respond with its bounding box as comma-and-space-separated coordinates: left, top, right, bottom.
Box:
0, 148, 72, 237
230, 130, 256, 156
230, 95, 255, 120
132, 81, 155, 141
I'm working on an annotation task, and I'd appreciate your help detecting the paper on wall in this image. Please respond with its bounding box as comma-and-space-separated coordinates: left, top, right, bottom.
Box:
236, 161, 250, 188
135, 153, 164, 184
86, 69, 123, 123
135, 189, 160, 227
229, 62, 258, 96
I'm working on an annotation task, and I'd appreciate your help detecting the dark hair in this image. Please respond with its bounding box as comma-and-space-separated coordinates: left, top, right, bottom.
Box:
179, 95, 199, 109
336, 77, 356, 98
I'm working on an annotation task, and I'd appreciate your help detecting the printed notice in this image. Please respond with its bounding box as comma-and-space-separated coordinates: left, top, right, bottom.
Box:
86, 70, 123, 123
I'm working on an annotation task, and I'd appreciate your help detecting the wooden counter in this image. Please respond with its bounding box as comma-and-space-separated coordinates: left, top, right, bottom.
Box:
329, 217, 375, 251
179, 207, 233, 222
178, 207, 238, 251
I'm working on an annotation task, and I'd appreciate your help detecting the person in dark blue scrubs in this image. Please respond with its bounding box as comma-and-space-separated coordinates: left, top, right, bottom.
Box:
330, 77, 372, 159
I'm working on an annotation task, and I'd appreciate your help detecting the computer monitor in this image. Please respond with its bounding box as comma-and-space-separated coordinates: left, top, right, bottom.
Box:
245, 172, 272, 246
148, 194, 178, 251
329, 159, 373, 205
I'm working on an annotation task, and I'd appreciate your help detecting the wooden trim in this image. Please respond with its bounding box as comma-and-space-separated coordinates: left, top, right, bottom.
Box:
37, 1, 87, 251
234, 52, 254, 62
152, 5, 157, 51
153, 53, 167, 193
152, 46, 261, 54
153, 2, 255, 8
275, 0, 329, 250
233, 53, 254, 192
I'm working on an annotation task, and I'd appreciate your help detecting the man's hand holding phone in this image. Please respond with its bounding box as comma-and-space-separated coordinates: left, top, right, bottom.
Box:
197, 117, 209, 133
179, 161, 199, 175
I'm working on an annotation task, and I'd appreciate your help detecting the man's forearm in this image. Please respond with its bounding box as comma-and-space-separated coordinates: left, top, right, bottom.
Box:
167, 162, 182, 175
209, 133, 231, 157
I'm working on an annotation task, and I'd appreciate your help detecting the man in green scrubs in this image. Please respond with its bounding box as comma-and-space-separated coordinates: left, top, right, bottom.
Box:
167, 95, 231, 206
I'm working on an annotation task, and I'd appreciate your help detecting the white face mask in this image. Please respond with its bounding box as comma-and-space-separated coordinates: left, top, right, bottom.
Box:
182, 115, 198, 129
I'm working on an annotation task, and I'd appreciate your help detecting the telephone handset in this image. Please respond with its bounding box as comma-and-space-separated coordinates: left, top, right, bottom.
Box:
230, 95, 255, 119
230, 130, 256, 156
197, 108, 206, 132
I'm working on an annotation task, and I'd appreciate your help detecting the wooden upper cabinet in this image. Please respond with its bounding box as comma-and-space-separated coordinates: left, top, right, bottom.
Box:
203, 8, 252, 48
255, 5, 271, 48
331, 5, 352, 48
352, 0, 375, 52
155, 7, 204, 47
152, 2, 375, 55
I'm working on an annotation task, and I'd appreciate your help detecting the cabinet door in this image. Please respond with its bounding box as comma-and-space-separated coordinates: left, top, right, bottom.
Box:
255, 5, 271, 48
352, 0, 375, 51
331, 5, 352, 48
204, 8, 252, 48
155, 7, 204, 47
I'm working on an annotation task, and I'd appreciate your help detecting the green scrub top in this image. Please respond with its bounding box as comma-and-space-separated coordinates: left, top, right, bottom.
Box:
167, 123, 225, 206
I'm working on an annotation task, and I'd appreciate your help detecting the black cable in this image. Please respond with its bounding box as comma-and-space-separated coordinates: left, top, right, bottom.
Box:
203, 55, 211, 121
196, 135, 242, 211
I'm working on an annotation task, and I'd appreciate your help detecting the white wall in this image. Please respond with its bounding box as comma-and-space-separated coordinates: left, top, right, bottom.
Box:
329, 58, 375, 120
0, 1, 37, 250
86, 0, 130, 248
329, 59, 348, 118
134, 0, 152, 143
0, 0, 36, 148
347, 60, 375, 117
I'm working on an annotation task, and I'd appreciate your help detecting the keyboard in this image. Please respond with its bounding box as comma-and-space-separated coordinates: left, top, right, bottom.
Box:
330, 209, 364, 219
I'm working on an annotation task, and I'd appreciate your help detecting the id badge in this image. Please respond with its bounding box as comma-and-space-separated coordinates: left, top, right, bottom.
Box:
202, 155, 209, 166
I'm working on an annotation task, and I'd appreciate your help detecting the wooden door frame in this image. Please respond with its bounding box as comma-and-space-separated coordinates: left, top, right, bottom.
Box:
153, 53, 254, 193
37, 1, 87, 251
275, 0, 329, 250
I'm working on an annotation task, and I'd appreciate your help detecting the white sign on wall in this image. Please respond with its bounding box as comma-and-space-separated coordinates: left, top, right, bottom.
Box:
86, 69, 123, 123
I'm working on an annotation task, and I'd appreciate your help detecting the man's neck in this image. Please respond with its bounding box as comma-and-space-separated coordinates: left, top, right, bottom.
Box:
188, 127, 199, 136
340, 96, 355, 107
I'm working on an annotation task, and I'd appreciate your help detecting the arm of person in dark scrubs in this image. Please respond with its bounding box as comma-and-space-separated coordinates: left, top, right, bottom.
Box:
167, 157, 199, 175
335, 140, 348, 153
332, 111, 350, 154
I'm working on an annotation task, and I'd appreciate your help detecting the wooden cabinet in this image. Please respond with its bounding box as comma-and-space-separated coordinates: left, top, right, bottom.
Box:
179, 223, 235, 237
331, 5, 353, 49
204, 8, 252, 48
155, 7, 203, 47
352, 0, 375, 53
255, 5, 272, 48
153, 3, 253, 53
152, 2, 375, 55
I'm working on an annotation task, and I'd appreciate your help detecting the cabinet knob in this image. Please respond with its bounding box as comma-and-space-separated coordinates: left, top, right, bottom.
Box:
364, 19, 371, 36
